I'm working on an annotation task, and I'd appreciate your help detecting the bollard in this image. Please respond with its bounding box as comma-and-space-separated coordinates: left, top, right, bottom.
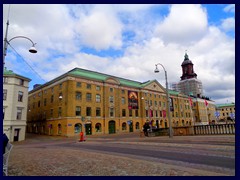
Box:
79, 131, 85, 142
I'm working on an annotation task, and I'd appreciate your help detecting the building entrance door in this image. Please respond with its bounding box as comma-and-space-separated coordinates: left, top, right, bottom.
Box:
14, 129, 20, 142
85, 124, 92, 135
109, 120, 116, 134
129, 121, 133, 132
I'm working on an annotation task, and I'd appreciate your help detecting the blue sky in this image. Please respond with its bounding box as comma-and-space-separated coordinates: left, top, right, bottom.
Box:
3, 4, 235, 104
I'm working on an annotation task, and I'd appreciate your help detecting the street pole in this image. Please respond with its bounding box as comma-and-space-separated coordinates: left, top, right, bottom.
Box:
154, 63, 173, 138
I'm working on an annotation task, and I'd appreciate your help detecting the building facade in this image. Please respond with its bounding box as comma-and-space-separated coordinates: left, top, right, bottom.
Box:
216, 103, 235, 123
3, 67, 31, 142
190, 97, 216, 125
27, 68, 194, 137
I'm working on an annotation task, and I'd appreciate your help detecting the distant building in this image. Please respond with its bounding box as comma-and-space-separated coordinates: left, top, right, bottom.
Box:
216, 103, 235, 123
190, 97, 216, 125
3, 67, 31, 142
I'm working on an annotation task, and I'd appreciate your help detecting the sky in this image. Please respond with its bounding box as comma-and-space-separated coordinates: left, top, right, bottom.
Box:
3, 4, 235, 104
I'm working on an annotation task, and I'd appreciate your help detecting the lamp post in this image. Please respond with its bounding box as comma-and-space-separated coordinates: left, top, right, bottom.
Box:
3, 19, 37, 71
154, 63, 173, 138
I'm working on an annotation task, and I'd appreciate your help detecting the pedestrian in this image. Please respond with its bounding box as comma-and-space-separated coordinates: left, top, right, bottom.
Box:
3, 133, 9, 154
143, 122, 150, 137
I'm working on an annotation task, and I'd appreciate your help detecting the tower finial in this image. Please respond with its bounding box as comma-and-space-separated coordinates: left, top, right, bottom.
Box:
184, 50, 189, 60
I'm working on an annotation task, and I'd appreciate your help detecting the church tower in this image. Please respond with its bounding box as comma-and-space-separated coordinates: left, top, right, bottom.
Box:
180, 52, 197, 80
177, 52, 203, 97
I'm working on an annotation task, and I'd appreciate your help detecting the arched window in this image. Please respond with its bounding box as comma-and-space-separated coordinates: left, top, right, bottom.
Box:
75, 123, 82, 133
95, 123, 102, 132
122, 122, 127, 130
135, 122, 140, 129
58, 124, 62, 134
182, 120, 185, 126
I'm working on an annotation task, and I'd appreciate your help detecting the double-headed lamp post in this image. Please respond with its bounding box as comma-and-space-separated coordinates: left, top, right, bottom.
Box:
3, 19, 37, 71
154, 63, 173, 138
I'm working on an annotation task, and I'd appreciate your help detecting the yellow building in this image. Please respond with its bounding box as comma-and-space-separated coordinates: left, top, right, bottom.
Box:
27, 68, 193, 137
216, 103, 235, 123
191, 97, 216, 125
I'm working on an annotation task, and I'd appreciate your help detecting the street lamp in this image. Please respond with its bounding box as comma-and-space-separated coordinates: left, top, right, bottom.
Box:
3, 19, 37, 71
154, 63, 173, 138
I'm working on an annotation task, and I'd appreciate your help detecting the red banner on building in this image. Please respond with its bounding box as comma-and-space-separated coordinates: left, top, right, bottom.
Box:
189, 97, 193, 107
204, 99, 208, 107
162, 110, 166, 118
128, 91, 139, 109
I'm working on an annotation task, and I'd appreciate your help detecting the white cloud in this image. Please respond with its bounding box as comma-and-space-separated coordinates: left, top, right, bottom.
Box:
3, 4, 235, 104
223, 4, 235, 13
75, 8, 123, 50
154, 4, 208, 45
221, 17, 235, 32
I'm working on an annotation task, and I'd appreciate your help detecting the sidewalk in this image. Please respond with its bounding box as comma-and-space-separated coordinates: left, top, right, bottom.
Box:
8, 133, 235, 176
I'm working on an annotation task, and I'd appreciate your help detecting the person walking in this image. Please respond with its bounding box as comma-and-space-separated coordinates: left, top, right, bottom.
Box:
143, 122, 150, 137
3, 133, 9, 154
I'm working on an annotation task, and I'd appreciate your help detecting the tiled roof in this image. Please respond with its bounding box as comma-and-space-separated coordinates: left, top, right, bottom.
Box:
3, 67, 31, 81
68, 68, 151, 88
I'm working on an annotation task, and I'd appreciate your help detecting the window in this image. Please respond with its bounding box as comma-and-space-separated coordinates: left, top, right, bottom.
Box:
86, 107, 91, 116
76, 106, 81, 116
122, 109, 126, 117
76, 82, 81, 87
16, 108, 22, 120
135, 110, 139, 117
3, 77, 8, 83
43, 111, 46, 120
109, 96, 114, 103
18, 91, 23, 102
58, 107, 62, 117
96, 86, 100, 91
121, 97, 125, 104
59, 83, 62, 89
110, 108, 114, 117
96, 107, 101, 116
51, 87, 54, 93
58, 124, 62, 134
50, 109, 53, 118
51, 95, 54, 103
44, 98, 47, 106
38, 101, 41, 107
95, 123, 101, 132
135, 122, 140, 129
38, 92, 41, 97
96, 94, 101, 103
3, 89, 7, 100
44, 90, 47, 94
122, 122, 127, 130
160, 110, 162, 117
87, 84, 91, 89
76, 92, 82, 100
129, 109, 132, 117
110, 88, 114, 92
121, 90, 125, 94
59, 92, 63, 100
86, 93, 92, 101
3, 108, 5, 120
19, 79, 24, 85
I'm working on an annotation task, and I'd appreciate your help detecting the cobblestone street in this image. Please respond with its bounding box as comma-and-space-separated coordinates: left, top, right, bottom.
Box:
8, 133, 235, 176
